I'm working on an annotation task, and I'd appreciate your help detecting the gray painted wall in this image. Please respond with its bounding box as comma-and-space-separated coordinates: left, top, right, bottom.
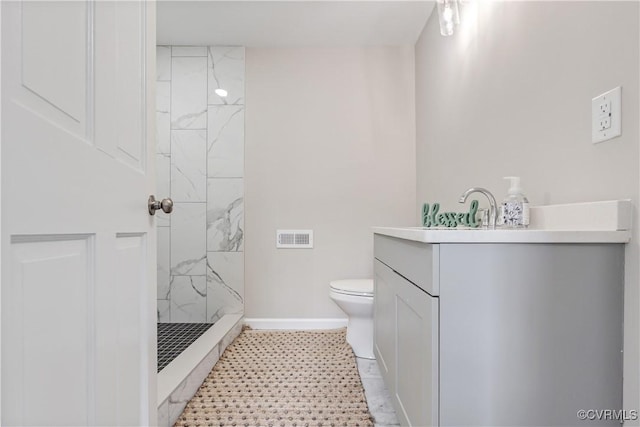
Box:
244, 47, 416, 318
415, 1, 639, 414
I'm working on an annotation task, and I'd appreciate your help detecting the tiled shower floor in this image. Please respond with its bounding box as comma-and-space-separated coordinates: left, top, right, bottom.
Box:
157, 323, 214, 372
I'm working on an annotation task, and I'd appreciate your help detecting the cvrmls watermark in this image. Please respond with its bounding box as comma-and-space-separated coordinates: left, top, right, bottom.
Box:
577, 409, 638, 422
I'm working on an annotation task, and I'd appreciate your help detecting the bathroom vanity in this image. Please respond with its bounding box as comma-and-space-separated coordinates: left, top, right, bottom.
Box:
373, 226, 630, 427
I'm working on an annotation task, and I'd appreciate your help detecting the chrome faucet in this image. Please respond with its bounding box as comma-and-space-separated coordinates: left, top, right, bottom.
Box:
459, 187, 498, 229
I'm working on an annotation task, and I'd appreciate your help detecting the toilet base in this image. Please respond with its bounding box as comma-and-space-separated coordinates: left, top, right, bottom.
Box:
328, 280, 375, 360
346, 316, 375, 360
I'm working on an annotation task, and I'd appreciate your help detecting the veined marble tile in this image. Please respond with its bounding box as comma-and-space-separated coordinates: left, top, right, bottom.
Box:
156, 152, 171, 202
170, 130, 206, 202
207, 178, 244, 252
158, 398, 169, 427
357, 358, 383, 379
170, 345, 218, 405
156, 113, 171, 156
157, 299, 170, 323
157, 81, 171, 112
156, 46, 171, 81
360, 364, 400, 426
219, 319, 244, 356
208, 47, 245, 106
361, 377, 400, 426
206, 253, 244, 323
156, 81, 171, 154
155, 153, 171, 227
172, 46, 207, 57
169, 276, 207, 323
168, 397, 187, 427
157, 227, 171, 299
167, 344, 219, 425
171, 57, 207, 130
207, 106, 244, 178
170, 203, 206, 275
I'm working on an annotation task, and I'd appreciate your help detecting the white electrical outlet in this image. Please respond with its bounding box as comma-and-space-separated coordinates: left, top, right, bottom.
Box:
599, 116, 611, 131
592, 86, 621, 144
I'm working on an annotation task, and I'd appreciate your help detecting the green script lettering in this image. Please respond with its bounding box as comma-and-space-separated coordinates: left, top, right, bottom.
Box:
421, 200, 481, 229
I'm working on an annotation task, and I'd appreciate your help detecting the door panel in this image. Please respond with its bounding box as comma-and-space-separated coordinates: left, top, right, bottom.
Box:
2, 1, 157, 425
95, 1, 145, 169
115, 234, 146, 424
21, 1, 87, 130
7, 235, 94, 426
115, 3, 144, 168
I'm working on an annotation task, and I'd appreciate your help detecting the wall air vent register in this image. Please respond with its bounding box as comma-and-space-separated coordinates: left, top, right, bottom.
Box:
276, 230, 314, 248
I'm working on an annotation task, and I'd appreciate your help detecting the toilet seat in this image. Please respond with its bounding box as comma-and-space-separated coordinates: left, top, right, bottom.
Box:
329, 279, 373, 297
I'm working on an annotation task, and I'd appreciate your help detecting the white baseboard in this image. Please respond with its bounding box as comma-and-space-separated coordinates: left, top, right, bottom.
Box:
244, 318, 348, 330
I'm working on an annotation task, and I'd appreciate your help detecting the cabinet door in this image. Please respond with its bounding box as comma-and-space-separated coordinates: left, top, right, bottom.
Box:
395, 272, 439, 427
374, 260, 396, 393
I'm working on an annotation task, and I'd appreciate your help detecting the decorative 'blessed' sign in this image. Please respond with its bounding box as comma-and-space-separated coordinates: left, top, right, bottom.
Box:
422, 200, 480, 228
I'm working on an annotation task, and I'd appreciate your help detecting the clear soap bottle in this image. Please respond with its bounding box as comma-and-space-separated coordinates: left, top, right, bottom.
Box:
499, 176, 530, 228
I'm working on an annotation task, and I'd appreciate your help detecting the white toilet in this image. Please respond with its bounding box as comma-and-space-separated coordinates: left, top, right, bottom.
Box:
329, 279, 375, 359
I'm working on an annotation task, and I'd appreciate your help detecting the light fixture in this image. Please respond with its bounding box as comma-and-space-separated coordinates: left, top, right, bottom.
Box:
214, 88, 228, 97
437, 0, 461, 36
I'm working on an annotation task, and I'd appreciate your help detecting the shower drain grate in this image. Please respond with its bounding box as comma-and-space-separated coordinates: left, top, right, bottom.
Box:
157, 322, 214, 372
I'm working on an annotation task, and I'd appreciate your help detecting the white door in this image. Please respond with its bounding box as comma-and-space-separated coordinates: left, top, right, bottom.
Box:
1, 1, 157, 425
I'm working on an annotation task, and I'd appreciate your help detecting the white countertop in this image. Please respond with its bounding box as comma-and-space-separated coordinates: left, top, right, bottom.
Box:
372, 226, 632, 244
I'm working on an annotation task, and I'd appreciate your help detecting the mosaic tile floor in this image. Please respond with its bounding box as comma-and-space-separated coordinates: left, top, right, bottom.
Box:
157, 323, 214, 372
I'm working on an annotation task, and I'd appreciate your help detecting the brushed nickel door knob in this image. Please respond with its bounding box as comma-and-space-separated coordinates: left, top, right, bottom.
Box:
148, 195, 174, 215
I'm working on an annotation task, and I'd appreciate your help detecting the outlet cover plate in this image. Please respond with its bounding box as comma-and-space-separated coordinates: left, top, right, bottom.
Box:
592, 86, 621, 144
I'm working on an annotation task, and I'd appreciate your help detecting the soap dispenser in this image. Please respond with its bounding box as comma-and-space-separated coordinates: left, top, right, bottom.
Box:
499, 176, 530, 228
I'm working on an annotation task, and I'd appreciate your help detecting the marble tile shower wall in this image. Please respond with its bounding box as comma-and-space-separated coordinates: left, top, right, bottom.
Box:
156, 46, 245, 324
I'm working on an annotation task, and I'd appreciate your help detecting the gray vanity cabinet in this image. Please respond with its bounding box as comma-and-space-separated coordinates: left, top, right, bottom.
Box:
373, 233, 624, 427
373, 260, 396, 385
374, 235, 439, 427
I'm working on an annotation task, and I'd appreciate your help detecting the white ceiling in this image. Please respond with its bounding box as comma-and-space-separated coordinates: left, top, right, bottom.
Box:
157, 1, 435, 47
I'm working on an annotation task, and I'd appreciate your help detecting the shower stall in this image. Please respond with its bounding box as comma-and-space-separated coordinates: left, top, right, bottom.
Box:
155, 45, 246, 426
